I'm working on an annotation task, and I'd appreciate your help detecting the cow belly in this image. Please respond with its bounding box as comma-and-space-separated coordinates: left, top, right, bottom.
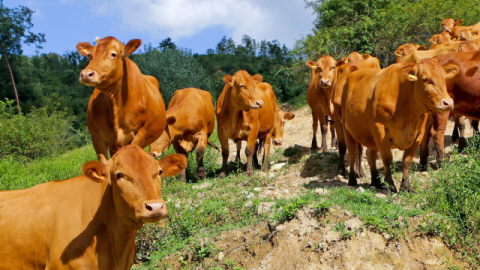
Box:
389, 130, 418, 150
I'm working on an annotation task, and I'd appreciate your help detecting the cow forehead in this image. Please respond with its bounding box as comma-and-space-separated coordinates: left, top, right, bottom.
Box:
233, 71, 253, 85
316, 55, 336, 67
416, 59, 442, 76
113, 145, 159, 175
92, 36, 123, 54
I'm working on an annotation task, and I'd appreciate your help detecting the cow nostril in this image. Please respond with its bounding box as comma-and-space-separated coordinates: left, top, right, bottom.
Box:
88, 72, 94, 77
145, 203, 153, 211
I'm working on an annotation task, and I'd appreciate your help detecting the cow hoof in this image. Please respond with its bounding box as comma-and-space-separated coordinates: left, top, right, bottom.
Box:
196, 170, 206, 181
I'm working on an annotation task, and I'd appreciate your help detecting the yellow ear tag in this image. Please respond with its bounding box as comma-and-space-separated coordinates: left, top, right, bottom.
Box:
409, 74, 417, 80
345, 60, 349, 63
474, 34, 477, 37
453, 38, 457, 40
396, 54, 402, 57
312, 65, 318, 68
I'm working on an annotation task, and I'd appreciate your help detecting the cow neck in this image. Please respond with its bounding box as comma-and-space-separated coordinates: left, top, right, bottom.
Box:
226, 85, 246, 131
98, 58, 138, 112
398, 80, 429, 123
99, 184, 138, 268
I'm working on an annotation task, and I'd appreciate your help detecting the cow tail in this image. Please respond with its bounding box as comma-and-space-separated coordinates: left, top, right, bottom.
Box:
207, 140, 220, 151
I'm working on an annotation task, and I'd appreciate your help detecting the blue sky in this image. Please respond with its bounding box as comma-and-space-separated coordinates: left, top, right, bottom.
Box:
6, 0, 316, 56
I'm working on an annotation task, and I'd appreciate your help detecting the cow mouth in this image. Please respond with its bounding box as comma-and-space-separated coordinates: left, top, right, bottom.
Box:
320, 83, 331, 89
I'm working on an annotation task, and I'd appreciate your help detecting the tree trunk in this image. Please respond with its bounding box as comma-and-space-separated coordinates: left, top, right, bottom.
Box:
0, 42, 21, 115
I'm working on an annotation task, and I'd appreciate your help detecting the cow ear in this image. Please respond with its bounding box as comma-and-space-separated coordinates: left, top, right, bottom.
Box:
443, 64, 459, 79
403, 68, 417, 81
336, 59, 346, 66
223, 75, 233, 86
284, 112, 295, 120
82, 161, 109, 182
455, 19, 463, 26
158, 154, 188, 178
416, 45, 427, 51
77, 42, 93, 58
98, 154, 109, 165
252, 74, 263, 84
124, 39, 142, 57
306, 60, 318, 69
166, 116, 176, 125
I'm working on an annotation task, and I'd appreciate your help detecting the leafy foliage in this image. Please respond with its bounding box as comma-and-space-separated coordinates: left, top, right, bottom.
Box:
132, 45, 213, 104
297, 0, 480, 66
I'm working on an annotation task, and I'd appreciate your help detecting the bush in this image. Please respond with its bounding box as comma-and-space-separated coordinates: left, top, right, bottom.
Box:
424, 136, 480, 266
0, 99, 90, 161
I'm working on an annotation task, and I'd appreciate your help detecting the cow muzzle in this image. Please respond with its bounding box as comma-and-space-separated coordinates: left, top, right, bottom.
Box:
79, 69, 100, 86
439, 99, 454, 111
139, 200, 168, 222
273, 139, 283, 145
251, 100, 264, 109
320, 79, 331, 88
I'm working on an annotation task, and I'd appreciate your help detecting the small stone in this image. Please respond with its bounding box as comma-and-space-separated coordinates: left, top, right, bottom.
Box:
357, 186, 365, 193
382, 233, 391, 240
314, 188, 328, 195
244, 201, 253, 208
218, 252, 224, 261
269, 173, 275, 178
253, 187, 262, 192
192, 182, 212, 190
344, 217, 363, 231
270, 163, 286, 172
257, 202, 276, 215
375, 193, 387, 198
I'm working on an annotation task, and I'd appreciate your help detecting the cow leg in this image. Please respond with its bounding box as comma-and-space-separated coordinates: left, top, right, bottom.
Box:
366, 148, 381, 188
432, 112, 448, 168
130, 127, 148, 148
471, 119, 479, 134
400, 139, 422, 193
245, 126, 259, 175
373, 124, 397, 193
218, 129, 230, 178
311, 112, 319, 150
252, 141, 261, 170
172, 141, 188, 182
90, 129, 109, 159
235, 141, 242, 164
319, 112, 328, 152
451, 115, 461, 142
458, 116, 467, 151
195, 132, 208, 181
355, 144, 365, 177
344, 128, 358, 187
419, 114, 434, 171
334, 118, 346, 175
329, 117, 337, 149
262, 133, 273, 171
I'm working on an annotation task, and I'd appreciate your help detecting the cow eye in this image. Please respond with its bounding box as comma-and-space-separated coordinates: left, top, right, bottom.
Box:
111, 52, 117, 58
158, 169, 163, 176
423, 77, 427, 82
116, 172, 124, 179
282, 120, 286, 125
332, 66, 335, 70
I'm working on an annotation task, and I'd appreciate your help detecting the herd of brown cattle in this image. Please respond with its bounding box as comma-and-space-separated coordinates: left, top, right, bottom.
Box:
1, 17, 480, 268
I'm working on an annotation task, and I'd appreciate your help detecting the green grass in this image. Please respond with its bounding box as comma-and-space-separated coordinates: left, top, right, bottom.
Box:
0, 145, 96, 191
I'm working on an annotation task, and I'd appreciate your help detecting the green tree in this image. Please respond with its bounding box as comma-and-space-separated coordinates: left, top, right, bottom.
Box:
132, 44, 213, 103
159, 37, 176, 50
0, 0, 45, 114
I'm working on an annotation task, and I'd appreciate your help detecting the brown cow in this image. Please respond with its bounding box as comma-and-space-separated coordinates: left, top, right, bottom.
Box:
0, 145, 186, 269
428, 31, 453, 46
331, 56, 381, 175
149, 88, 216, 181
399, 42, 476, 63
77, 36, 166, 158
394, 43, 426, 63
442, 18, 480, 40
306, 55, 337, 151
420, 51, 480, 168
342, 59, 457, 192
217, 71, 273, 176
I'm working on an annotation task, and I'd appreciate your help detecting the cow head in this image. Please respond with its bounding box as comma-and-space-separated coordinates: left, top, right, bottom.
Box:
347, 52, 363, 62
459, 29, 475, 41
306, 55, 337, 89
403, 59, 458, 112
223, 71, 263, 110
272, 110, 295, 145
441, 18, 460, 34
103, 145, 186, 229
457, 41, 479, 52
395, 44, 426, 63
77, 36, 142, 89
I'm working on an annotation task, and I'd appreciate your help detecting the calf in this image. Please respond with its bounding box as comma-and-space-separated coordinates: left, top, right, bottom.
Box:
217, 71, 273, 176
149, 88, 216, 182
394, 43, 426, 63
342, 59, 457, 192
77, 36, 166, 158
0, 145, 186, 269
306, 55, 337, 151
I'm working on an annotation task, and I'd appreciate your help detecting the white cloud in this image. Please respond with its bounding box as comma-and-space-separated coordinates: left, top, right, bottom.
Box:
91, 0, 315, 47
